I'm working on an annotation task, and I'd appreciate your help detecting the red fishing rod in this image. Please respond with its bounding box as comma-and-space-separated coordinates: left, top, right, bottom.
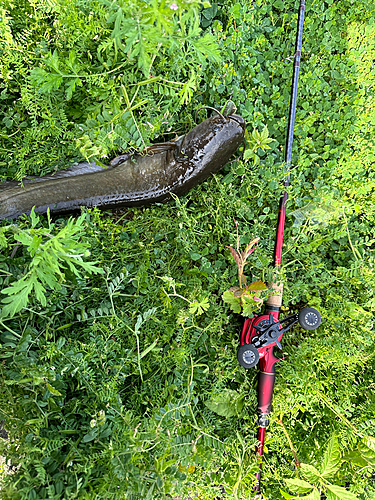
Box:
237, 0, 321, 492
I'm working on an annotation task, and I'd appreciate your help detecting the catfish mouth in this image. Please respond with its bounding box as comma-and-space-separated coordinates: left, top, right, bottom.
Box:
169, 111, 246, 199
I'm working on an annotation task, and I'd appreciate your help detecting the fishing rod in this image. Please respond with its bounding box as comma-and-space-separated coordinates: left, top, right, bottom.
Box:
236, 0, 321, 492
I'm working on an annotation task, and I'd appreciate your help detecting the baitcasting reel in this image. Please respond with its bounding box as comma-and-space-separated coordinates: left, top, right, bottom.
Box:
237, 307, 321, 369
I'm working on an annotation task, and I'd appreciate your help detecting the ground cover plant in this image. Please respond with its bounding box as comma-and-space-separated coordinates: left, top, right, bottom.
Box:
0, 0, 375, 498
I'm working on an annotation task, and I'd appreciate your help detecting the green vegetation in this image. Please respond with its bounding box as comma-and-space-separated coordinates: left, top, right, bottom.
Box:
1, 0, 375, 498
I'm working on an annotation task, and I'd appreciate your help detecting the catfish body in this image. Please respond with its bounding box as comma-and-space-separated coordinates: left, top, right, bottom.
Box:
0, 114, 245, 221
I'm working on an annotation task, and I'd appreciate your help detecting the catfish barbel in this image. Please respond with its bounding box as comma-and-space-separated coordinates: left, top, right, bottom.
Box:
0, 114, 245, 221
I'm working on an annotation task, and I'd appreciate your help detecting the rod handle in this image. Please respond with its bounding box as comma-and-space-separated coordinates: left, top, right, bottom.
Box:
257, 371, 276, 415
266, 281, 283, 308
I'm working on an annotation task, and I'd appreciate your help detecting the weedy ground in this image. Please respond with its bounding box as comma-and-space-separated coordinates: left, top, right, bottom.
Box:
0, 0, 375, 499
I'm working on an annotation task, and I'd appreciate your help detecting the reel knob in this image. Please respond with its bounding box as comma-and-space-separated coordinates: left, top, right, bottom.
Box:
237, 343, 259, 369
298, 307, 321, 330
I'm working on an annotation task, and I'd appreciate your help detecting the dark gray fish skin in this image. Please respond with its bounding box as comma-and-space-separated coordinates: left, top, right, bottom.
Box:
0, 114, 245, 221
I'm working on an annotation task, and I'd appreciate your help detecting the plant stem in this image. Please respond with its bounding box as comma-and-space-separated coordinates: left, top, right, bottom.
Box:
162, 287, 191, 304
317, 391, 362, 437
135, 332, 143, 382
0, 321, 22, 338
55, 63, 127, 79
342, 207, 362, 261
277, 418, 300, 472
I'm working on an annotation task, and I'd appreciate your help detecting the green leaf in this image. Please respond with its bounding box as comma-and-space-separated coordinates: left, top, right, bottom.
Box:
279, 489, 295, 500
1, 277, 34, 318
321, 435, 341, 479
137, 43, 152, 77
230, 2, 241, 18
300, 463, 321, 483
252, 129, 261, 142
303, 488, 321, 500
135, 314, 143, 333
204, 390, 244, 417
190, 33, 220, 62
1, 213, 104, 318
343, 438, 375, 469
327, 491, 340, 500
82, 430, 96, 443
190, 252, 201, 260
202, 7, 214, 21
47, 50, 60, 71
260, 125, 269, 141
139, 340, 158, 359
222, 291, 241, 313
284, 478, 314, 494
0, 228, 8, 248
46, 383, 62, 397
243, 149, 256, 161
189, 297, 210, 315
33, 280, 47, 306
242, 294, 263, 316
29, 67, 48, 86
178, 71, 197, 104
36, 72, 64, 93
29, 235, 43, 257
65, 77, 82, 100
325, 484, 358, 500
30, 207, 40, 227
358, 438, 375, 465
362, 435, 375, 452
0, 332, 18, 344
247, 280, 267, 292
342, 450, 368, 467
14, 232, 33, 246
